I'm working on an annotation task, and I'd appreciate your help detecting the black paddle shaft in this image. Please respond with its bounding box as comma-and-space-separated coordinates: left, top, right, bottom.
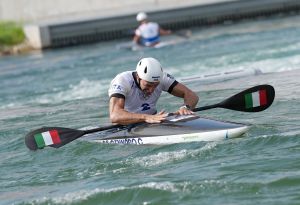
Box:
193, 103, 220, 112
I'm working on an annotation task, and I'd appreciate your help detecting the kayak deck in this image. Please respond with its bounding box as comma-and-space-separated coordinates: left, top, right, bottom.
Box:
82, 115, 250, 145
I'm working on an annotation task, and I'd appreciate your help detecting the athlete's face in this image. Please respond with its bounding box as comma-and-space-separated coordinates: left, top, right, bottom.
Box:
140, 79, 160, 96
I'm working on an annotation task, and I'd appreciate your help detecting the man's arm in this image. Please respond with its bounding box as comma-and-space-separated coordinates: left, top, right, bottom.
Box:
133, 34, 142, 45
109, 97, 167, 125
170, 83, 199, 114
159, 27, 172, 36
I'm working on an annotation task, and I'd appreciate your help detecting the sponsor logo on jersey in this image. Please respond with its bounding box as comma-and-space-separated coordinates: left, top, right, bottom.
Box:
141, 103, 151, 111
111, 84, 124, 91
167, 73, 174, 79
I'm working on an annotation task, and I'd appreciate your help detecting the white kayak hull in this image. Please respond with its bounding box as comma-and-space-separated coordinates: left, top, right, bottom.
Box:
82, 115, 250, 145
98, 126, 248, 145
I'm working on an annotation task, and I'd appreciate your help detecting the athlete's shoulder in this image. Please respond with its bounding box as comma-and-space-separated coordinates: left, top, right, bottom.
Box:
109, 71, 134, 95
148, 22, 159, 26
115, 70, 132, 77
112, 71, 133, 81
163, 72, 175, 81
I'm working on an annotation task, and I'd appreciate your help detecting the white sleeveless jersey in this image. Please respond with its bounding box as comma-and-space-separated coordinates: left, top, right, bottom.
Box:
108, 71, 177, 114
135, 22, 160, 46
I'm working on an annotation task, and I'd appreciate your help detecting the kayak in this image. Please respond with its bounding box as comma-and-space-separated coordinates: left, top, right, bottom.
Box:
116, 39, 185, 51
116, 30, 191, 51
24, 84, 274, 151
81, 115, 250, 145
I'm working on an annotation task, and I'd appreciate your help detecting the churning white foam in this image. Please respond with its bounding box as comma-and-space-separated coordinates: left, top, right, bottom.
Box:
130, 142, 218, 167
35, 79, 107, 104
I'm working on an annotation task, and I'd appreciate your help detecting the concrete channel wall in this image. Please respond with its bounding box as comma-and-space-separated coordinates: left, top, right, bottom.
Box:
17, 0, 300, 49
0, 0, 230, 22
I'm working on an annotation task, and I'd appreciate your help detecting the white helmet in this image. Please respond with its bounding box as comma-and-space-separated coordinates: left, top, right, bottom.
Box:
136, 58, 163, 82
136, 12, 148, 22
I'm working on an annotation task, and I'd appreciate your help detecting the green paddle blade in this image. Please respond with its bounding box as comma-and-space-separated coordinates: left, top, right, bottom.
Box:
219, 84, 275, 112
25, 127, 85, 151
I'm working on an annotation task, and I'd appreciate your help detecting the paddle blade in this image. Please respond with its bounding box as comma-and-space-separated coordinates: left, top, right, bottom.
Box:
219, 84, 275, 112
25, 127, 85, 151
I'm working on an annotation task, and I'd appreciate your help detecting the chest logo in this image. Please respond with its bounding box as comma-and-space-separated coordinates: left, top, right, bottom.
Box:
141, 103, 150, 111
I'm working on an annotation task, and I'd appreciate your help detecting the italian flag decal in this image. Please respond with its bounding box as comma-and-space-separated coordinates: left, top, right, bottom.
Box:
34, 130, 61, 148
245, 90, 267, 109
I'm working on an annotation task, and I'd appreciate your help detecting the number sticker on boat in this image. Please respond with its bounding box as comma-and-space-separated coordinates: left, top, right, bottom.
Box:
101, 138, 143, 145
167, 114, 195, 122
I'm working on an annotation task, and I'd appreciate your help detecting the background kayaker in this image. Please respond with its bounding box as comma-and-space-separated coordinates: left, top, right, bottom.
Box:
108, 57, 199, 125
133, 12, 172, 47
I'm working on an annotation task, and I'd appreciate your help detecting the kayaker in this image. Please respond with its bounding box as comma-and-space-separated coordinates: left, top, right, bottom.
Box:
108, 57, 199, 125
133, 12, 172, 47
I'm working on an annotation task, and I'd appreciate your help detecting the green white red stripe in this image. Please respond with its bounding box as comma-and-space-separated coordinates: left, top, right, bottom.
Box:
245, 89, 267, 108
34, 130, 61, 148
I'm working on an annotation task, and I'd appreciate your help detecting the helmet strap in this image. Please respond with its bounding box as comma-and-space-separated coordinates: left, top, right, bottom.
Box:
133, 72, 142, 90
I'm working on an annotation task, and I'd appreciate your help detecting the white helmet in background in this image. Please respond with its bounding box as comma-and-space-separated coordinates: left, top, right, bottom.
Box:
136, 12, 148, 22
136, 57, 163, 82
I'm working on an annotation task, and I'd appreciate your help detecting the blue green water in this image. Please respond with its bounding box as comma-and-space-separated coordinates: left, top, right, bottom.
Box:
1, 14, 300, 205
